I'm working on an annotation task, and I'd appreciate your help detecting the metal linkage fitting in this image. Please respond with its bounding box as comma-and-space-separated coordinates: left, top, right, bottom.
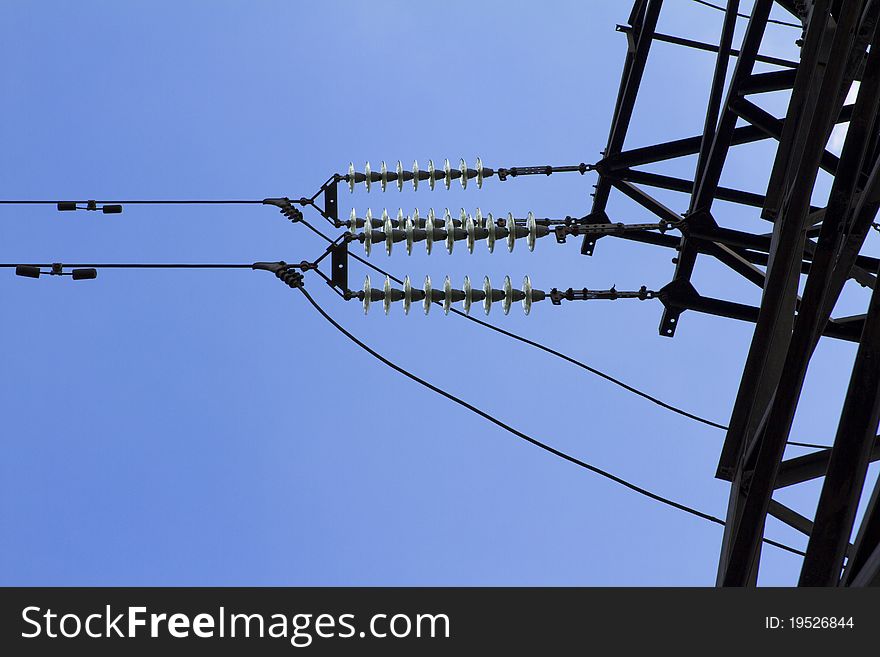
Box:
549, 285, 655, 305
262, 198, 304, 223
553, 219, 678, 243
252, 261, 305, 289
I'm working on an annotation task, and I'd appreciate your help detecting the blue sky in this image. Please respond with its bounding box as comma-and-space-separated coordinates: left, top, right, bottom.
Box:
1, 1, 876, 585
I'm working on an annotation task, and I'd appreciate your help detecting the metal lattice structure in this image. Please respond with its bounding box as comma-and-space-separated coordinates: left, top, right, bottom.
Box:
585, 0, 880, 586
7, 0, 880, 587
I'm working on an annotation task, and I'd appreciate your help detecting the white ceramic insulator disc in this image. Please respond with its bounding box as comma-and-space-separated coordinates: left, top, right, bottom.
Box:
527, 211, 536, 251
383, 276, 392, 314
506, 213, 516, 253
363, 209, 372, 257
363, 275, 371, 314
383, 209, 393, 256
522, 275, 533, 315
486, 212, 495, 253
502, 275, 513, 315
423, 275, 432, 315
444, 209, 454, 254
405, 217, 414, 256
403, 276, 412, 315
443, 276, 453, 315
483, 276, 492, 315
425, 210, 435, 255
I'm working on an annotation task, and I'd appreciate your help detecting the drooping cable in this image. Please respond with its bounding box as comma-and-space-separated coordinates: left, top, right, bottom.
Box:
292, 218, 731, 431
297, 284, 805, 558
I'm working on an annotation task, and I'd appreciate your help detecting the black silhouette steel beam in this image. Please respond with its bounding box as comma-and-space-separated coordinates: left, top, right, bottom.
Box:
659, 0, 773, 339
716, 0, 865, 587
774, 436, 880, 490
799, 267, 880, 585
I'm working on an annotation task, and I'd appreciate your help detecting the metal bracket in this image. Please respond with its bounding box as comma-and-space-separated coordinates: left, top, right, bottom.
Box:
323, 184, 338, 224
331, 242, 348, 292
580, 210, 610, 256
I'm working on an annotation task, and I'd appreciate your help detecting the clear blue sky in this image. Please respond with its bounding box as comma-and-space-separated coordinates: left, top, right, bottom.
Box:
1, 1, 876, 586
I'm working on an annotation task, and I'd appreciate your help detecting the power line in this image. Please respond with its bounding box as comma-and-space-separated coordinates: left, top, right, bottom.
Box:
0, 232, 830, 449
297, 217, 833, 451
690, 0, 802, 28
787, 441, 832, 450
0, 263, 256, 269
2, 219, 828, 448
0, 199, 266, 205
293, 216, 730, 431
297, 284, 805, 558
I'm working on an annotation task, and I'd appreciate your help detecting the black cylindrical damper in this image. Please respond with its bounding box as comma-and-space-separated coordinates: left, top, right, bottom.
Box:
15, 265, 41, 278
71, 268, 98, 280
102, 204, 123, 214
57, 202, 77, 211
